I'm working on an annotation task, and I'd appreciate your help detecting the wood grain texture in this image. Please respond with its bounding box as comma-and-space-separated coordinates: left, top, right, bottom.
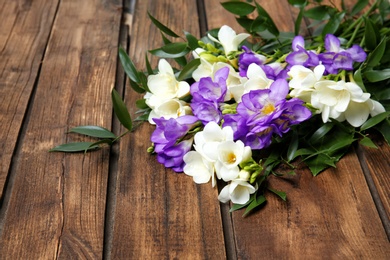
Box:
0, 0, 59, 199
232, 151, 390, 259
0, 0, 122, 258
109, 1, 226, 259
360, 136, 390, 221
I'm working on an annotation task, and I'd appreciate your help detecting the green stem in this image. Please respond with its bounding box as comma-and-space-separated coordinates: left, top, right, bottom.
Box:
340, 0, 379, 45
346, 18, 364, 48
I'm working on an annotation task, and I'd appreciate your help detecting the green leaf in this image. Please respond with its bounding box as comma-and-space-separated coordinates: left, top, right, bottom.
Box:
185, 31, 200, 50
287, 133, 299, 161
135, 99, 149, 109
294, 148, 315, 158
243, 195, 266, 217
236, 17, 255, 32
147, 12, 179, 37
353, 68, 366, 91
145, 54, 154, 75
129, 79, 145, 94
161, 42, 188, 54
250, 16, 267, 33
134, 112, 150, 122
49, 142, 99, 153
288, 0, 307, 8
365, 37, 387, 68
221, 1, 256, 16
305, 154, 337, 176
364, 69, 390, 82
359, 136, 377, 148
322, 11, 345, 37
69, 126, 116, 139
119, 47, 141, 84
111, 89, 133, 131
294, 6, 305, 35
178, 58, 200, 81
268, 188, 287, 201
376, 118, 390, 144
309, 122, 334, 144
304, 6, 331, 20
149, 46, 190, 59
138, 71, 149, 92
351, 0, 369, 16
360, 112, 390, 131
364, 17, 379, 50
255, 2, 279, 37
229, 197, 254, 212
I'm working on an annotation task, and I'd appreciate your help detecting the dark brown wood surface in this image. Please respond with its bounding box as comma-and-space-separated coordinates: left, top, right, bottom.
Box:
0, 0, 389, 259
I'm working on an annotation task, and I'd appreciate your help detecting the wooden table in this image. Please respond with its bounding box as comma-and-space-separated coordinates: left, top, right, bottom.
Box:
1, 0, 389, 258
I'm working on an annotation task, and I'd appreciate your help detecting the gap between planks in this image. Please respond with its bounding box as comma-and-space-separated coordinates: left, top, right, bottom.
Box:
355, 143, 390, 240
103, 0, 134, 259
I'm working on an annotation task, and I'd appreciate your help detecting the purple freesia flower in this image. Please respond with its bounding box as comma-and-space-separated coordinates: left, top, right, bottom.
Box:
190, 67, 229, 125
230, 79, 311, 149
156, 139, 193, 172
319, 34, 366, 74
238, 46, 266, 77
286, 36, 319, 67
151, 115, 198, 172
237, 79, 289, 126
223, 113, 249, 140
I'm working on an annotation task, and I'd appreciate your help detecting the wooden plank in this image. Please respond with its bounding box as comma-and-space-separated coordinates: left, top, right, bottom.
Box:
0, 0, 122, 258
109, 1, 226, 258
203, 0, 390, 258
232, 151, 390, 258
0, 0, 59, 198
204, 0, 295, 32
359, 135, 390, 226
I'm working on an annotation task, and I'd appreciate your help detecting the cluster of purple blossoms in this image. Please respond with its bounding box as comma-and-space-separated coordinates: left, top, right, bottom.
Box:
223, 79, 312, 150
190, 67, 229, 125
286, 34, 367, 74
151, 115, 198, 172
239, 46, 287, 80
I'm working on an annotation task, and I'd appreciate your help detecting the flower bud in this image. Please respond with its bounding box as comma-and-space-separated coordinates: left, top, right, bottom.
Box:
239, 170, 251, 181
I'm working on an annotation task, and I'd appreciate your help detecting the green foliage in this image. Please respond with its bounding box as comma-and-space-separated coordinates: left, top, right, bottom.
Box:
221, 1, 256, 16
50, 142, 100, 153
111, 89, 132, 131
69, 126, 116, 139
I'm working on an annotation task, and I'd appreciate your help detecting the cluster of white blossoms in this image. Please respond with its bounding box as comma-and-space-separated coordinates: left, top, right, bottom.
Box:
144, 59, 192, 124
288, 64, 386, 127
183, 122, 257, 204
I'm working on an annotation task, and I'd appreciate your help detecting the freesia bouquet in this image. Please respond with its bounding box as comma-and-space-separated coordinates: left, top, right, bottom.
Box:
52, 0, 390, 215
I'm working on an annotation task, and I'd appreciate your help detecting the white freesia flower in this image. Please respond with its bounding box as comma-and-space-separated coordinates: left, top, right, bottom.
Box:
194, 121, 234, 161
218, 180, 257, 204
211, 140, 252, 181
147, 99, 192, 124
311, 80, 372, 126
145, 59, 191, 124
208, 25, 250, 54
183, 122, 253, 187
145, 59, 190, 108
183, 151, 216, 186
230, 63, 273, 102
288, 64, 325, 102
343, 99, 386, 127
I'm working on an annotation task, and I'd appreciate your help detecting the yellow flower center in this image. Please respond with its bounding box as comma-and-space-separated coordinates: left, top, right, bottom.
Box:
262, 103, 275, 115
227, 153, 237, 164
